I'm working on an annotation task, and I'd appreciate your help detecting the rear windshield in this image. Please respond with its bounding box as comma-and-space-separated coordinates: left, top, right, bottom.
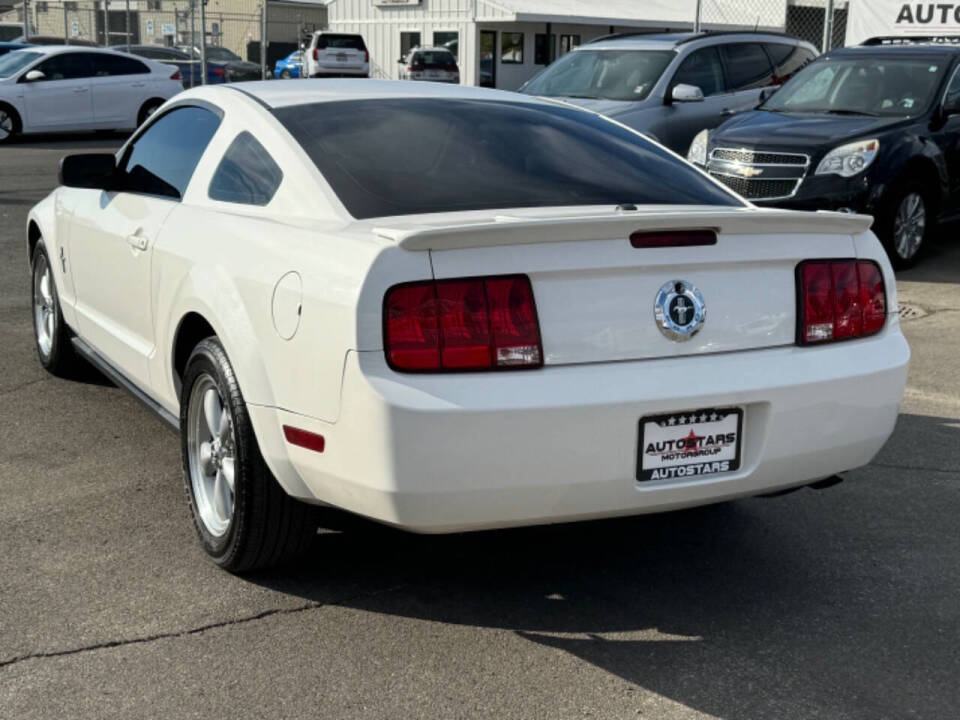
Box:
274, 98, 741, 219
317, 34, 366, 51
412, 50, 455, 68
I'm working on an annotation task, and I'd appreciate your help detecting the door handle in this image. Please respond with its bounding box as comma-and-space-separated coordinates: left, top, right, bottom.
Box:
126, 233, 148, 251
131, 82, 146, 87
73, 87, 89, 93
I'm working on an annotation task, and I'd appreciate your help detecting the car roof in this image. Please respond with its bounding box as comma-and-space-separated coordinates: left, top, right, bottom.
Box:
190, 78, 555, 110
830, 44, 960, 57
410, 46, 453, 53
585, 31, 811, 51
9, 44, 137, 56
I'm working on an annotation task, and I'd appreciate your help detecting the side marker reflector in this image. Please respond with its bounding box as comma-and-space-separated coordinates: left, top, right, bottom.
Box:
283, 425, 325, 453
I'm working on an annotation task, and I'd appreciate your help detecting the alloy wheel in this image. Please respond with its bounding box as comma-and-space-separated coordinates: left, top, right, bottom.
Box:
32, 252, 55, 358
0, 110, 13, 141
893, 192, 926, 261
187, 374, 237, 537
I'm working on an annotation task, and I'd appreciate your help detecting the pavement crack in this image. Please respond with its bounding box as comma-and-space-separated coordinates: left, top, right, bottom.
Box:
0, 582, 408, 671
0, 378, 47, 398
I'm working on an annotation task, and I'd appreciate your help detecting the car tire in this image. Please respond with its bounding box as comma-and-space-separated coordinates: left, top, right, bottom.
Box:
0, 102, 21, 145
31, 242, 78, 377
876, 183, 933, 269
281, 70, 291, 79
180, 337, 317, 572
137, 98, 164, 127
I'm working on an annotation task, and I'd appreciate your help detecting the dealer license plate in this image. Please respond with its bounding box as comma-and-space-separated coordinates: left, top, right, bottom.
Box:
637, 408, 743, 482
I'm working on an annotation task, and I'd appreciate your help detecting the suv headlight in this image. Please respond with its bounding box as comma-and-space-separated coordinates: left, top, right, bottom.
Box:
687, 129, 709, 166
815, 139, 879, 178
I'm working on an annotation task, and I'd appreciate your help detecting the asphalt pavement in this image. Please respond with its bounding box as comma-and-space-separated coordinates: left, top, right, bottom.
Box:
1, 135, 959, 720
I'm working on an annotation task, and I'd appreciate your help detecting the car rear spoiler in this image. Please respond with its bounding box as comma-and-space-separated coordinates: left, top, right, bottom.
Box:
373, 208, 874, 251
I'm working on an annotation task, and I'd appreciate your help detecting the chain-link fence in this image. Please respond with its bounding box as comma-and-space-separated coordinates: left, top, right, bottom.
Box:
0, 0, 325, 67
698, 0, 850, 51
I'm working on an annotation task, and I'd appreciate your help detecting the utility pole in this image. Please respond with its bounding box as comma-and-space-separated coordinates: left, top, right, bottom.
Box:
821, 0, 835, 52
22, 0, 29, 40
125, 0, 131, 49
189, 0, 196, 87
260, 1, 267, 80
63, 3, 68, 44
102, 0, 108, 46
200, 0, 207, 85
694, 0, 702, 33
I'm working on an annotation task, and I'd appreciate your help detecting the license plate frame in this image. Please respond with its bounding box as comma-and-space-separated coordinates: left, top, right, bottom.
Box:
636, 407, 743, 482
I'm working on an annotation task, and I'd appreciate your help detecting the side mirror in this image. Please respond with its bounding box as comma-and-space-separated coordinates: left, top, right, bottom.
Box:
59, 153, 117, 190
671, 84, 704, 103
23, 69, 45, 82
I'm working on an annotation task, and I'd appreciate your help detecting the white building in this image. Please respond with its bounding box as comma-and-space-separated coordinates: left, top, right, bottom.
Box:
326, 0, 791, 90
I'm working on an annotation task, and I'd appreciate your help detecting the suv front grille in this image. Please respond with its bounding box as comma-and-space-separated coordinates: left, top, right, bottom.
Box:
710, 175, 800, 200
711, 148, 808, 166
707, 147, 811, 201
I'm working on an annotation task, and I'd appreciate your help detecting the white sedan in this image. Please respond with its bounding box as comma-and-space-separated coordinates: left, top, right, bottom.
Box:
26, 80, 910, 572
0, 45, 182, 142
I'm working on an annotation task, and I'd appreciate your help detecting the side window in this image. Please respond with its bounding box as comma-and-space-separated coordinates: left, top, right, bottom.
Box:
34, 52, 93, 80
120, 106, 220, 199
944, 66, 960, 108
209, 132, 284, 206
672, 46, 725, 97
720, 43, 774, 91
91, 53, 150, 77
764, 43, 815, 84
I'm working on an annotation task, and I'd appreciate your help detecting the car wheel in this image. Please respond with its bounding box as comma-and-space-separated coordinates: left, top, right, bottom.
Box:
281, 70, 291, 79
137, 98, 164, 127
877, 184, 932, 269
181, 337, 317, 572
0, 103, 21, 145
31, 242, 77, 376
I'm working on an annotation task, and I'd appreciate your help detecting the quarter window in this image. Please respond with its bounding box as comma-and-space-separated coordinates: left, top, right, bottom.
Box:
209, 132, 284, 206
673, 46, 725, 97
120, 106, 220, 199
501, 32, 524, 64
91, 53, 150, 76
720, 43, 774, 91
764, 43, 815, 84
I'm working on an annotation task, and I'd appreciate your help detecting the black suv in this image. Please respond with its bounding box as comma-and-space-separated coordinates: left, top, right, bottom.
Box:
690, 37, 960, 267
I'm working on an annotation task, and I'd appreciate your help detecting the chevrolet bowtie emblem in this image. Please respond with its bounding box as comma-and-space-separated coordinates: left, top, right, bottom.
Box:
731, 164, 763, 178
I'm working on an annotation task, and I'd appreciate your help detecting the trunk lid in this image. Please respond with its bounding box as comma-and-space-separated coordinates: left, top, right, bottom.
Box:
373, 206, 871, 365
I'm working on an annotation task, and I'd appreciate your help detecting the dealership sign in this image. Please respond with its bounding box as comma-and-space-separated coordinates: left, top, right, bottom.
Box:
848, 1, 960, 44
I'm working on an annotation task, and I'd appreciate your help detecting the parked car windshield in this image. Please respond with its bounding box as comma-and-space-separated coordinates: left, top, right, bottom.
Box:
275, 98, 741, 219
521, 49, 675, 101
0, 49, 41, 77
762, 55, 947, 117
411, 50, 455, 68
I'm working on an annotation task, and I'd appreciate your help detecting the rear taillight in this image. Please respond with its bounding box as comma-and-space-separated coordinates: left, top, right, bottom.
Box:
797, 260, 886, 345
364, 49, 369, 62
313, 47, 319, 61
211, 67, 225, 77
409, 64, 424, 72
170, 69, 181, 80
384, 275, 543, 372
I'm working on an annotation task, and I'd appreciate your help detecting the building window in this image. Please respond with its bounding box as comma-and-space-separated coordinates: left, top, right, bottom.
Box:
64, 1, 78, 9
147, 0, 161, 9
501, 32, 523, 64
534, 33, 555, 65
433, 31, 458, 61
559, 34, 580, 56
36, 1, 48, 12
400, 31, 420, 62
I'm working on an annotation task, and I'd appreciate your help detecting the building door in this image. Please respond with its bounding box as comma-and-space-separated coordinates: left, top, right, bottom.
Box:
479, 30, 496, 88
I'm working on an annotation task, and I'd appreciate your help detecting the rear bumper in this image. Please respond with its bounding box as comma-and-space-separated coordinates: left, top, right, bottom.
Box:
254, 326, 909, 533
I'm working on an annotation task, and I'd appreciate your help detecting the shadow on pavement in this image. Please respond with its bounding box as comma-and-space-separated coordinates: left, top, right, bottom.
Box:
237, 411, 960, 718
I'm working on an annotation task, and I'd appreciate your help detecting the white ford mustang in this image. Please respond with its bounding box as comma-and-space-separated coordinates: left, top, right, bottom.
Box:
26, 80, 910, 572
